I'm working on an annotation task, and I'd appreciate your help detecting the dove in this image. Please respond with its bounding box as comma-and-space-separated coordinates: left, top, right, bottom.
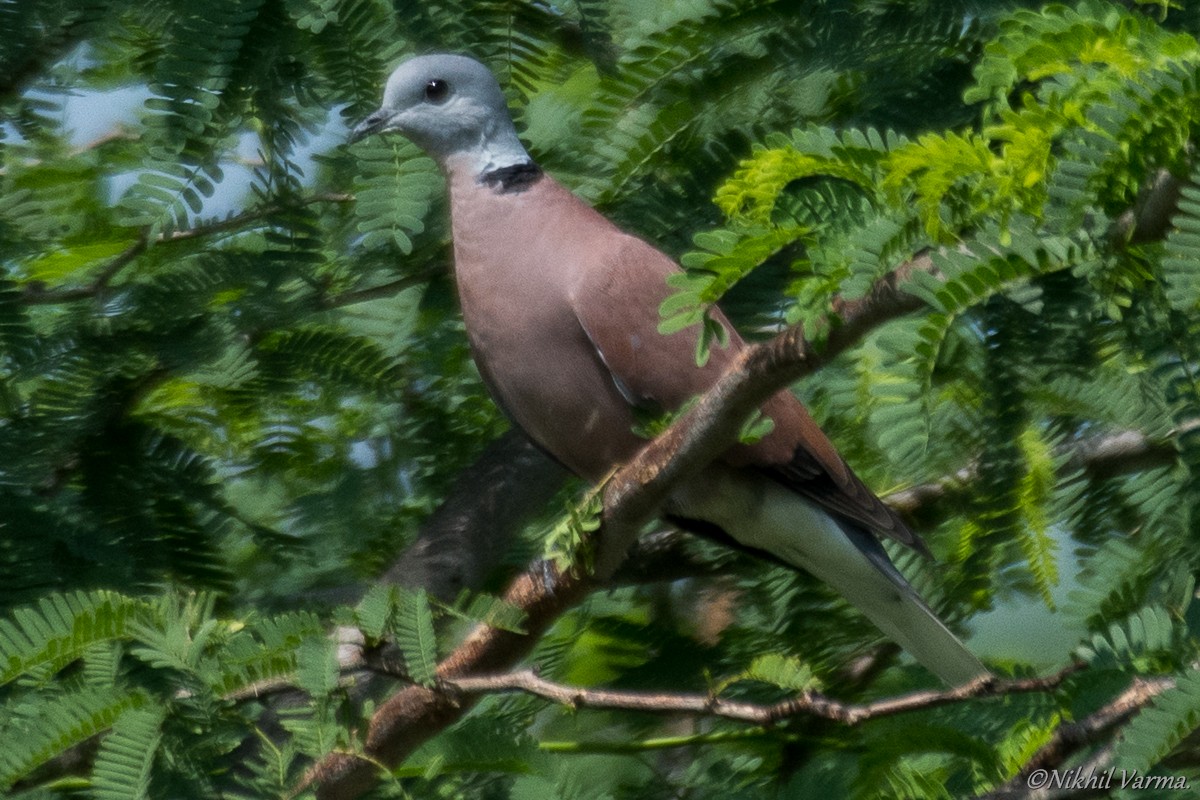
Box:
352, 54, 987, 685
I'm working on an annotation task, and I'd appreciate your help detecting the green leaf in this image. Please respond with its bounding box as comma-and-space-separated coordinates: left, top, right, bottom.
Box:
93, 705, 166, 800
738, 411, 775, 445
396, 589, 438, 687
295, 635, 339, 699
0, 688, 148, 790
1112, 669, 1200, 775
0, 592, 144, 686
739, 653, 819, 693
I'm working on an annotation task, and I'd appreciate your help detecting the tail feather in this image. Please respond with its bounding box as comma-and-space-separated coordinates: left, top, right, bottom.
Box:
746, 482, 988, 685
832, 523, 987, 685
670, 471, 988, 686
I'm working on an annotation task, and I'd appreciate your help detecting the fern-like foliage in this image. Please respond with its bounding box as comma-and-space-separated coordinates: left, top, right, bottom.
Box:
0, 590, 144, 684
356, 583, 438, 684
92, 705, 166, 800
0, 685, 149, 791
348, 137, 441, 253
1162, 169, 1200, 313
1076, 605, 1188, 671
2, 1, 1200, 798
0, 590, 330, 793
1111, 666, 1200, 776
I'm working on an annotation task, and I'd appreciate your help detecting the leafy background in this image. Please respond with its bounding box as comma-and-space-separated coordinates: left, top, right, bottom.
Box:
2, 0, 1200, 798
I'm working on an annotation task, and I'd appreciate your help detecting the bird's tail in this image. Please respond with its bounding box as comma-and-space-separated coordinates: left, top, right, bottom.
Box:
710, 478, 988, 686
822, 520, 988, 686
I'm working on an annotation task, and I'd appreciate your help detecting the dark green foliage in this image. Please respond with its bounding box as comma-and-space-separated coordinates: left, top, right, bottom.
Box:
2, 0, 1200, 798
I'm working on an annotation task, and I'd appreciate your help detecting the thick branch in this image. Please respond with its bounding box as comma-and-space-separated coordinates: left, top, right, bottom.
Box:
384, 429, 568, 600
308, 561, 596, 799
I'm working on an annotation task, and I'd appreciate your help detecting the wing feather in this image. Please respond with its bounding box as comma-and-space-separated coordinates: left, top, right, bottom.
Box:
570, 234, 930, 556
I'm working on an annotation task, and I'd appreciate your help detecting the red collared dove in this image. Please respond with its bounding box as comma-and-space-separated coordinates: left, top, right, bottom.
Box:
352, 54, 988, 685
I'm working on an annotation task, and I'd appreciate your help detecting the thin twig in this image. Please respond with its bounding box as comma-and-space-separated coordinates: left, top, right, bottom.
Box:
322, 272, 435, 310
443, 663, 1083, 727
887, 424, 1189, 517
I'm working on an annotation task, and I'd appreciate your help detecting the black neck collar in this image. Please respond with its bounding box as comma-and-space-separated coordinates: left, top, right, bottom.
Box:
480, 161, 543, 193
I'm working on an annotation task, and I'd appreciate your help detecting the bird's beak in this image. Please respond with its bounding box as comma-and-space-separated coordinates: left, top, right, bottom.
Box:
349, 108, 390, 143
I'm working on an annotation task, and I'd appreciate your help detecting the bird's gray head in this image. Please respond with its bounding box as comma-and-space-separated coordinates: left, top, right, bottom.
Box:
350, 54, 531, 176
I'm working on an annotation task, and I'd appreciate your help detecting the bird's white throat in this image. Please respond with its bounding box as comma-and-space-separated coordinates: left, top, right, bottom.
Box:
467, 121, 531, 178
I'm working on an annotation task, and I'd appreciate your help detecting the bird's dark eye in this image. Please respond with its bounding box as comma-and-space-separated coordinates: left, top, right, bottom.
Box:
424, 79, 450, 103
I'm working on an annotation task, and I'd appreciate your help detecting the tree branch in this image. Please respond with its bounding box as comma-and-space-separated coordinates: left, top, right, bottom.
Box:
442, 664, 1082, 728
975, 674, 1176, 800
590, 253, 933, 577
887, 423, 1189, 518
321, 271, 437, 311
384, 429, 569, 601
